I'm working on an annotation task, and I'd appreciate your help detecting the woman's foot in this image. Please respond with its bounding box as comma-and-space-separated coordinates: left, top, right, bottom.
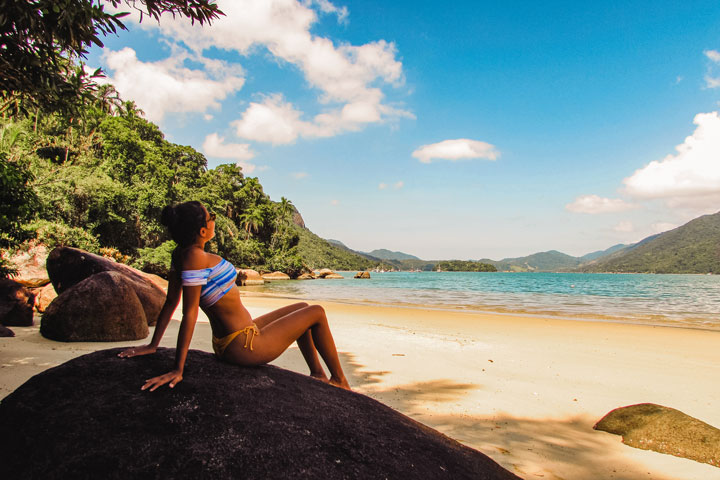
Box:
329, 375, 351, 391
310, 372, 330, 384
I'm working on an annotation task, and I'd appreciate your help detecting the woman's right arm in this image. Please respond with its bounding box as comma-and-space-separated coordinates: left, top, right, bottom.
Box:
118, 273, 182, 358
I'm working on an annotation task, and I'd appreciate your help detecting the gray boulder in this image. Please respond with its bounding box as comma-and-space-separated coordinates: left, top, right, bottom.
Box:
0, 348, 519, 480
41, 271, 149, 342
0, 278, 35, 326
594, 403, 720, 467
46, 247, 165, 325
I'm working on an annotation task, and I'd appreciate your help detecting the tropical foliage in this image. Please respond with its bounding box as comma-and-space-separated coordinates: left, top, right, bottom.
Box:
0, 86, 306, 277
579, 212, 720, 274
1, 0, 222, 115
435, 260, 497, 272
294, 225, 375, 271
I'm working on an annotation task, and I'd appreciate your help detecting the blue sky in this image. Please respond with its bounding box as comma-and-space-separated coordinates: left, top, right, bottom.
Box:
88, 0, 720, 260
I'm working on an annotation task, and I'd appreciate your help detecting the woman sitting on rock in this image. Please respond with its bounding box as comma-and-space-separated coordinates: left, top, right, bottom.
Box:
119, 201, 350, 391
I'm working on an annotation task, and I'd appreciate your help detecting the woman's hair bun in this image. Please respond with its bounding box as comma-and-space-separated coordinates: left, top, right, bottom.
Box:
160, 205, 177, 227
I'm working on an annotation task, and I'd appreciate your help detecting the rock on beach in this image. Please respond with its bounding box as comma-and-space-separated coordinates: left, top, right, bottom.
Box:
40, 271, 149, 342
0, 348, 519, 480
262, 271, 291, 280
594, 403, 720, 467
0, 278, 35, 327
237, 268, 264, 285
46, 247, 165, 325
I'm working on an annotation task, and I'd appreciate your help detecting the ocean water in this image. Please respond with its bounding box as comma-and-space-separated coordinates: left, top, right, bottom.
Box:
245, 272, 720, 331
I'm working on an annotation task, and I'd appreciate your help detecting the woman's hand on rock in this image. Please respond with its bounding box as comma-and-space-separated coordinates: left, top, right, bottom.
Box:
142, 370, 183, 392
117, 345, 157, 358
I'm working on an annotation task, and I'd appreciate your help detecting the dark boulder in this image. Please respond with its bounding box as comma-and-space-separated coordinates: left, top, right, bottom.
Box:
594, 403, 720, 467
47, 247, 165, 325
0, 278, 35, 326
41, 271, 149, 342
0, 324, 14, 337
0, 348, 519, 480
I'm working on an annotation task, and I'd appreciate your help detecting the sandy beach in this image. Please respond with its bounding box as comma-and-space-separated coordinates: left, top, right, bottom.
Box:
1, 293, 719, 480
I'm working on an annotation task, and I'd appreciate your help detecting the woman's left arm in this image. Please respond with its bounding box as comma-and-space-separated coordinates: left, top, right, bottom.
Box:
141, 284, 202, 391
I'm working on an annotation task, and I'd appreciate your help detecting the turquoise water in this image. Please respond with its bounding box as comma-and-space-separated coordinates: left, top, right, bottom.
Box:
246, 272, 720, 331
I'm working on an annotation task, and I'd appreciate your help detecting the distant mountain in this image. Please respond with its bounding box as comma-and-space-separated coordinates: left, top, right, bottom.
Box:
579, 212, 720, 273
483, 250, 582, 272
579, 244, 628, 262
295, 228, 375, 270
362, 249, 420, 261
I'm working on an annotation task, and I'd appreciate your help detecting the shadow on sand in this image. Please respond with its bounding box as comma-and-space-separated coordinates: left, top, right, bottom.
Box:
336, 350, 689, 480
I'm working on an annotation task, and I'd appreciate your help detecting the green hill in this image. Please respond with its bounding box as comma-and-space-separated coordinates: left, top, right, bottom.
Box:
295, 227, 375, 270
579, 244, 628, 262
362, 249, 420, 261
579, 212, 720, 273
483, 250, 582, 272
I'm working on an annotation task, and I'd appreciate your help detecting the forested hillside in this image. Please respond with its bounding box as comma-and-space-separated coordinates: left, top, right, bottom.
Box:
295, 226, 375, 271
580, 212, 720, 273
0, 90, 309, 277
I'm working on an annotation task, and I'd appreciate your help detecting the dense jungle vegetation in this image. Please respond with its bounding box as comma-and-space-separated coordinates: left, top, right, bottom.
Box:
435, 260, 497, 272
0, 86, 309, 277
0, 0, 375, 278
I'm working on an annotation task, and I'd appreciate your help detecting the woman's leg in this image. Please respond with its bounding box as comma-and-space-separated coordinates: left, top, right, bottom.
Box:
253, 305, 350, 390
253, 302, 326, 380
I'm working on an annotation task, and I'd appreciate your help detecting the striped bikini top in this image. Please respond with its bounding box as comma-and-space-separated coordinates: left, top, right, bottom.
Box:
180, 258, 238, 308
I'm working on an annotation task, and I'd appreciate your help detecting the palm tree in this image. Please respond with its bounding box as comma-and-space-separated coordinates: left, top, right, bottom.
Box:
95, 84, 123, 115
239, 207, 264, 240
277, 196, 293, 226
242, 177, 264, 204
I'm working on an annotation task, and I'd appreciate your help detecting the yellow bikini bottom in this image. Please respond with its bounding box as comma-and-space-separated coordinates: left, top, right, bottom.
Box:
212, 324, 260, 357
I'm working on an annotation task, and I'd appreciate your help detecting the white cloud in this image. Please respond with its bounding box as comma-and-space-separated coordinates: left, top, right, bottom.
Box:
705, 50, 720, 63
118, 0, 409, 141
292, 172, 309, 179
705, 76, 720, 89
102, 47, 244, 123
412, 139, 499, 164
623, 112, 720, 211
232, 95, 304, 144
565, 195, 638, 214
613, 221, 634, 233
705, 50, 720, 88
202, 133, 256, 173
330, 199, 339, 206
379, 181, 403, 190
204, 114, 214, 121
302, 0, 348, 22
202, 133, 254, 160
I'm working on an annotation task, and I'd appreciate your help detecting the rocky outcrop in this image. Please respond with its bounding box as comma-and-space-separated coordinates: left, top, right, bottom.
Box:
594, 403, 720, 467
324, 273, 344, 279
6, 244, 50, 288
0, 278, 35, 326
314, 268, 334, 278
297, 273, 315, 280
40, 271, 149, 342
0, 348, 519, 480
354, 271, 371, 279
33, 283, 57, 313
46, 247, 165, 325
237, 268, 264, 286
262, 271, 291, 280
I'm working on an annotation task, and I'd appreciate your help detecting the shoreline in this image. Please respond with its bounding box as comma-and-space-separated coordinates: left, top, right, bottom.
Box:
239, 289, 720, 333
2, 295, 719, 479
